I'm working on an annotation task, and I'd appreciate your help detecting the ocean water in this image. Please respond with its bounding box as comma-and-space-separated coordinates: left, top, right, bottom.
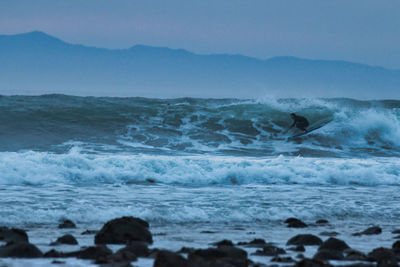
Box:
0, 95, 399, 266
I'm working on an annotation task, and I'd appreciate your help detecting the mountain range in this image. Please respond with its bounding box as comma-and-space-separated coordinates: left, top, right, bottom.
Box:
0, 31, 399, 99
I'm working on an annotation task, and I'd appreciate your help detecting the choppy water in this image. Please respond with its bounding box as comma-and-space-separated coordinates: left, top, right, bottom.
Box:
0, 95, 399, 266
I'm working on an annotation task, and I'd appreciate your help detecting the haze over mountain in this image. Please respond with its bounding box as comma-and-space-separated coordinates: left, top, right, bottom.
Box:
0, 31, 399, 99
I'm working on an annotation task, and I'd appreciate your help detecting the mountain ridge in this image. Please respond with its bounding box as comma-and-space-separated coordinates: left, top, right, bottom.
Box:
0, 31, 399, 98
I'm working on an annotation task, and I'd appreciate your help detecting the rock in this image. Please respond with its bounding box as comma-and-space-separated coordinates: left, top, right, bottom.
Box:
0, 242, 43, 258
253, 245, 286, 256
288, 245, 305, 252
58, 219, 76, 229
95, 216, 152, 244
353, 226, 382, 236
392, 240, 400, 251
285, 218, 308, 228
211, 239, 234, 247
295, 258, 331, 267
319, 231, 339, 237
394, 235, 400, 239
73, 245, 113, 260
0, 227, 29, 243
271, 256, 294, 262
117, 241, 150, 257
344, 249, 368, 261
112, 249, 137, 262
287, 234, 323, 246
316, 219, 329, 225
314, 249, 344, 260
52, 234, 78, 245
392, 229, 400, 234
318, 237, 350, 252
44, 249, 63, 258
367, 247, 398, 266
81, 229, 98, 235
154, 250, 188, 267
177, 247, 195, 254
188, 245, 248, 266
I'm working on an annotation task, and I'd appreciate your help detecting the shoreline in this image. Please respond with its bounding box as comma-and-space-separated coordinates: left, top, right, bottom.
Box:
1, 216, 399, 267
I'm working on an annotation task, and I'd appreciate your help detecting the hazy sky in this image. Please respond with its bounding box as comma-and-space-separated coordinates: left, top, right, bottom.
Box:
1, 0, 400, 69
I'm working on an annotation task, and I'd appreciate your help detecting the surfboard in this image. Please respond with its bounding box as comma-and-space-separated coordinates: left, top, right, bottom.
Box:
287, 118, 332, 139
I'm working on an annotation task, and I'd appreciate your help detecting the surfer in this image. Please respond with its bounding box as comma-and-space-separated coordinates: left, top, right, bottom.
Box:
289, 113, 309, 133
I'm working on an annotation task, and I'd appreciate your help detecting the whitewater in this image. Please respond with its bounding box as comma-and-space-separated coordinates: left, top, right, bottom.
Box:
0, 94, 399, 266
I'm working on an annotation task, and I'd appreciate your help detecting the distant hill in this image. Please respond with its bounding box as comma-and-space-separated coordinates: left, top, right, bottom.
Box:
0, 31, 399, 98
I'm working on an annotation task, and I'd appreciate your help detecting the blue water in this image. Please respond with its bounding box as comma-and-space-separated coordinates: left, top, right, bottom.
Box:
0, 95, 399, 266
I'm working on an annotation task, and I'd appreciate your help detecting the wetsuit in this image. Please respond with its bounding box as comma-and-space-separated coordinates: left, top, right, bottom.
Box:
290, 115, 309, 132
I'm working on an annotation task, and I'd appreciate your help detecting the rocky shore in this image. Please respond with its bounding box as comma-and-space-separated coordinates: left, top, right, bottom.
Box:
0, 216, 399, 267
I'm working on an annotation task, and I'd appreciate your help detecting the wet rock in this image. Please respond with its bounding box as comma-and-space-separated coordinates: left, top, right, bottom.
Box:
318, 237, 350, 252
319, 231, 339, 237
353, 226, 382, 236
44, 249, 63, 258
253, 245, 286, 256
95, 216, 152, 244
117, 241, 150, 257
0, 227, 29, 243
51, 234, 78, 245
392, 240, 400, 251
295, 258, 331, 267
392, 229, 400, 234
81, 229, 98, 235
288, 245, 305, 252
0, 242, 43, 258
271, 256, 294, 262
51, 260, 66, 264
58, 219, 76, 229
212, 239, 234, 247
76, 245, 113, 260
394, 235, 400, 239
285, 218, 308, 228
189, 245, 248, 267
367, 247, 398, 266
111, 249, 137, 262
154, 250, 188, 267
287, 234, 323, 246
316, 219, 329, 225
314, 249, 344, 260
344, 249, 368, 261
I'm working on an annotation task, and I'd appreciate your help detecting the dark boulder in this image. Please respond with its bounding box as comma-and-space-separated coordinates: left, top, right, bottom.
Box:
314, 249, 344, 260
44, 249, 64, 258
318, 237, 350, 252
344, 249, 368, 261
295, 258, 332, 267
287, 234, 323, 246
73, 245, 113, 260
111, 249, 137, 262
237, 238, 266, 247
285, 218, 308, 228
189, 245, 248, 267
0, 242, 43, 258
392, 229, 400, 234
117, 241, 150, 257
212, 239, 234, 247
271, 256, 294, 262
154, 250, 188, 267
367, 247, 398, 266
252, 245, 286, 256
58, 219, 76, 229
353, 226, 382, 236
0, 227, 29, 243
52, 234, 78, 245
393, 240, 400, 251
95, 217, 152, 244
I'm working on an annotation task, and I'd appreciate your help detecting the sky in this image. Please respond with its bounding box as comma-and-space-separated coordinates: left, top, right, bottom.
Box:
0, 0, 400, 69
